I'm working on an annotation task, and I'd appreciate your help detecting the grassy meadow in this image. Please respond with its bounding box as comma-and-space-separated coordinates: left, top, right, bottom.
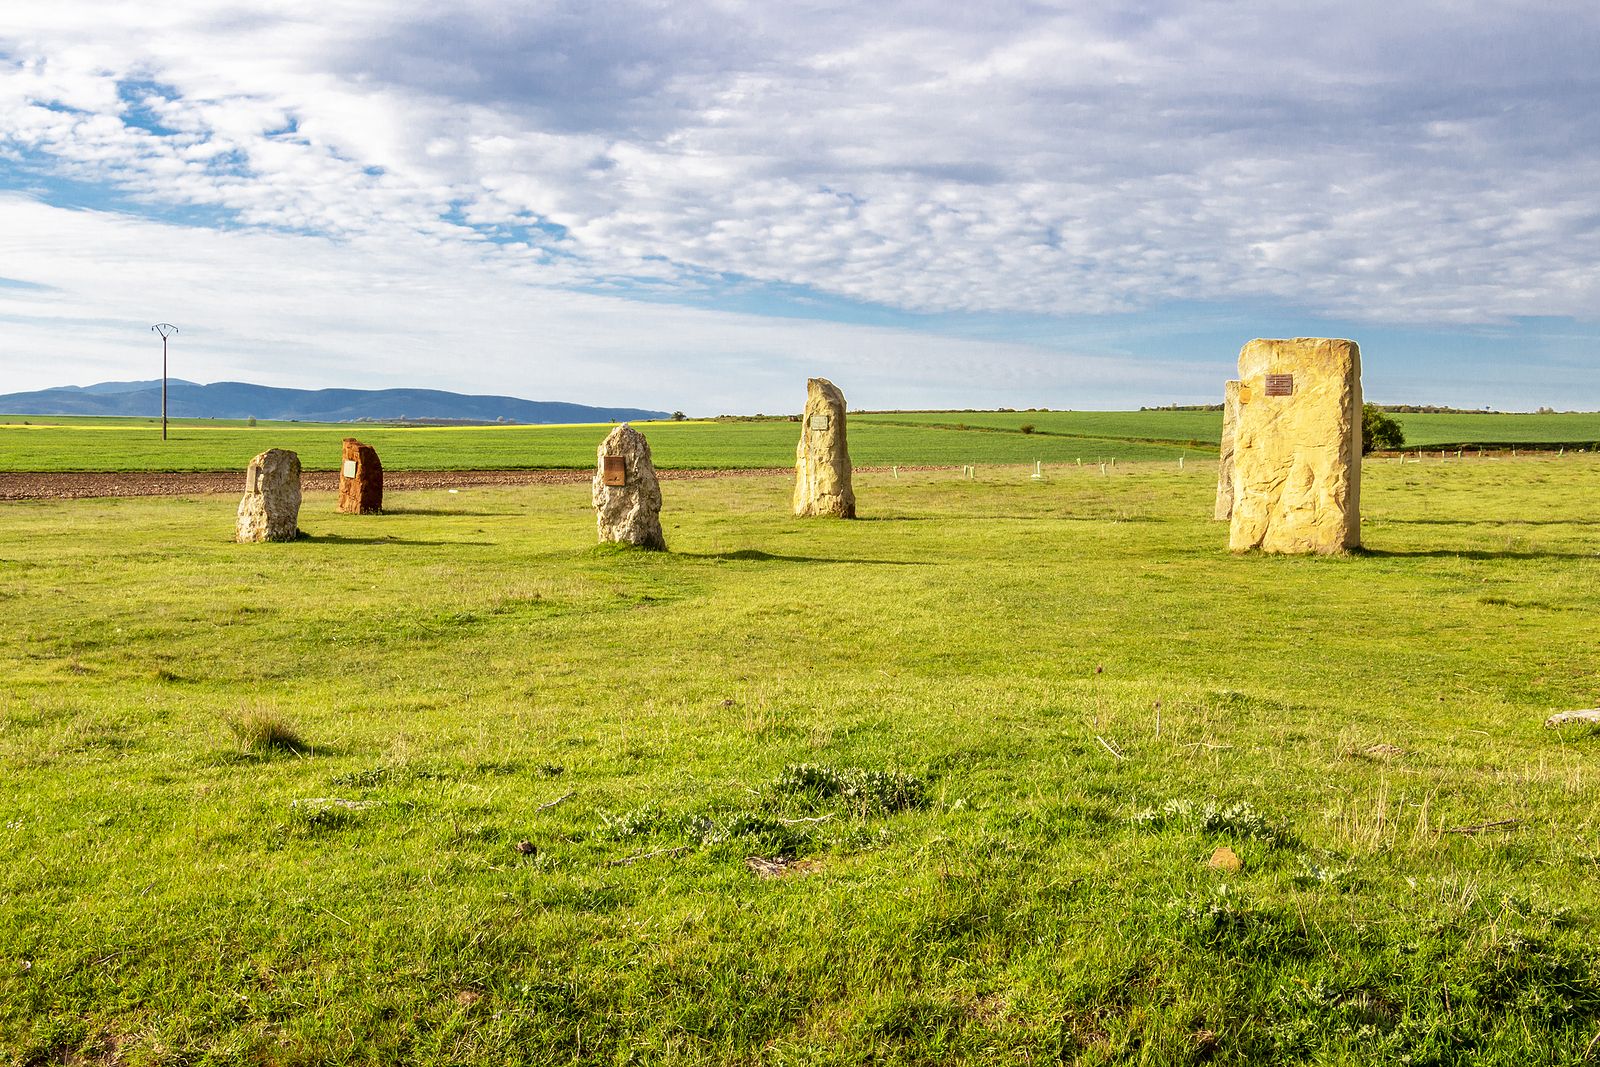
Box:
3, 454, 1600, 1063
6, 409, 1600, 475
0, 415, 1207, 473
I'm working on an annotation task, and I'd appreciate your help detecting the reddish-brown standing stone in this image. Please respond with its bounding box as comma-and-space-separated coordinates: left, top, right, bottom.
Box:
337, 438, 383, 514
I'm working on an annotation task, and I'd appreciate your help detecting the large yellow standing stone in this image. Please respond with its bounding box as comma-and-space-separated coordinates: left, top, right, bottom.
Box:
1214, 380, 1240, 521
793, 378, 855, 518
1228, 338, 1361, 554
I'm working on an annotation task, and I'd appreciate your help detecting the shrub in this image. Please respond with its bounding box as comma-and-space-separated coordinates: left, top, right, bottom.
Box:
1019, 423, 1036, 434
226, 702, 308, 754
1362, 404, 1405, 454
770, 764, 928, 816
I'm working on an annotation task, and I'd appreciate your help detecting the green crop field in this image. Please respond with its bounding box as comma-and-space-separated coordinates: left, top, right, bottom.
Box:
4, 410, 1599, 475
0, 416, 1209, 473
855, 410, 1600, 451
4, 456, 1599, 1064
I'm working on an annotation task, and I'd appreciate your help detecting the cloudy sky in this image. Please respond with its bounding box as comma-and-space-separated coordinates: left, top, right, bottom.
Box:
2, 2, 1597, 413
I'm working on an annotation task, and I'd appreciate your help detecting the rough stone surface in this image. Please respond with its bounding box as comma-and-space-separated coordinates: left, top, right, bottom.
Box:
337, 438, 383, 515
793, 377, 855, 518
236, 448, 302, 542
592, 424, 665, 549
1208, 846, 1243, 873
1214, 380, 1240, 521
1228, 338, 1362, 554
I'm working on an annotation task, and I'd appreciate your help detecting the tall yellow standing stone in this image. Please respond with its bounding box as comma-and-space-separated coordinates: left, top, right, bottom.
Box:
793, 378, 855, 518
1214, 380, 1241, 521
1228, 338, 1361, 554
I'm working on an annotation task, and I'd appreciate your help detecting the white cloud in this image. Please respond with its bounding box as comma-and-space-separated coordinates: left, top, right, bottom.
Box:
0, 195, 1205, 411
1, 1, 1598, 406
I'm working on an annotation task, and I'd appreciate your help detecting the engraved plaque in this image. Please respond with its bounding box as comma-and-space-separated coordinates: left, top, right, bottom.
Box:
1265, 374, 1294, 397
809, 414, 830, 431
601, 455, 626, 486
1238, 386, 1253, 404
342, 459, 358, 478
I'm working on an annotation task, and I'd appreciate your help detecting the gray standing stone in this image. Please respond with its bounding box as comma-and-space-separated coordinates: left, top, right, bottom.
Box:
236, 448, 302, 542
593, 424, 666, 550
793, 377, 855, 518
1214, 380, 1240, 521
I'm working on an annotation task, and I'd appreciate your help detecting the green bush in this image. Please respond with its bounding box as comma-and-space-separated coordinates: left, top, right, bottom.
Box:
1362, 404, 1405, 453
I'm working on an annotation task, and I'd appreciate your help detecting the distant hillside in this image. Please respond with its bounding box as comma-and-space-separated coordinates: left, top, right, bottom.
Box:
0, 380, 670, 424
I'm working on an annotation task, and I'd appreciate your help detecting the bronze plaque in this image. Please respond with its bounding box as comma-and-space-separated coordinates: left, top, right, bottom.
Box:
1265, 374, 1294, 397
342, 459, 358, 478
809, 413, 831, 431
601, 455, 626, 486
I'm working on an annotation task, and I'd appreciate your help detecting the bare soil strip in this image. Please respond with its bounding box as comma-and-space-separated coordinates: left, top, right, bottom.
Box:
0, 466, 945, 501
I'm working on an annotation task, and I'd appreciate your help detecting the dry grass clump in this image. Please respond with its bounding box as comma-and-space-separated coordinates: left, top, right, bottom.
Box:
225, 702, 308, 755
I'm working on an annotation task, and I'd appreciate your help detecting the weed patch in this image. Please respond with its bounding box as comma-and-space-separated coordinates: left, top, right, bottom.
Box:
225, 703, 308, 755
1131, 798, 1296, 847
767, 763, 929, 816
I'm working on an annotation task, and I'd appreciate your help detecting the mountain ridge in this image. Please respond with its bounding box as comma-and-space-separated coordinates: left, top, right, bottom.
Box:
0, 380, 671, 423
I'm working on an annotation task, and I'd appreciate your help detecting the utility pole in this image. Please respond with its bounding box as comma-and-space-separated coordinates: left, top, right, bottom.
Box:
151, 324, 177, 441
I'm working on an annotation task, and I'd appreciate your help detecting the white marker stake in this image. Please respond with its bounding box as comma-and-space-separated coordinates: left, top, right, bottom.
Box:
1100, 463, 1107, 477
1179, 455, 1185, 470
893, 465, 899, 479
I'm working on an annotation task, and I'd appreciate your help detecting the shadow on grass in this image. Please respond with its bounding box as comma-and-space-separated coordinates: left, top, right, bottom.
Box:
684, 548, 932, 566
1380, 518, 1600, 527
1354, 547, 1599, 561
377, 508, 506, 517
298, 533, 492, 546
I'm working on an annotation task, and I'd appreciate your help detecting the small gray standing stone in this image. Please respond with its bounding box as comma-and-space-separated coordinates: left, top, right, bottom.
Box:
593, 424, 665, 550
793, 377, 855, 518
236, 448, 302, 542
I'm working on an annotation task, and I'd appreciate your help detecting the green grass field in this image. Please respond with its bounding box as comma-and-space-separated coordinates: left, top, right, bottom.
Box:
4, 411, 1600, 475
0, 416, 1209, 473
856, 410, 1600, 450
4, 455, 1599, 1064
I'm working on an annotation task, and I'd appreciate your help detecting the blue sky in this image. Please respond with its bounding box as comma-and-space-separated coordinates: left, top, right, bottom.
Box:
2, 1, 1598, 413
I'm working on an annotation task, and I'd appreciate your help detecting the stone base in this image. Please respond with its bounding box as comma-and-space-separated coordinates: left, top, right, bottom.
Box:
793, 378, 855, 518
1228, 338, 1361, 554
593, 425, 666, 549
337, 438, 383, 514
237, 448, 302, 542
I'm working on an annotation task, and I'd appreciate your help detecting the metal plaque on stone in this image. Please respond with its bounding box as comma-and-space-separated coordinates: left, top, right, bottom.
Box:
809, 414, 831, 431
601, 455, 626, 486
342, 459, 358, 478
1265, 374, 1294, 397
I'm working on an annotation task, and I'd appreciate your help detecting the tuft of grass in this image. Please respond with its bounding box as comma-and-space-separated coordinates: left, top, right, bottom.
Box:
769, 763, 929, 816
1131, 798, 1296, 847
225, 702, 308, 755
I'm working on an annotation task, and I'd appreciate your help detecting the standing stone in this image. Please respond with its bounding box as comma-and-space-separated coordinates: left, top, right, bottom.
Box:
236, 448, 302, 542
337, 438, 383, 515
592, 424, 665, 550
1214, 380, 1241, 521
793, 377, 855, 518
1228, 338, 1362, 554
